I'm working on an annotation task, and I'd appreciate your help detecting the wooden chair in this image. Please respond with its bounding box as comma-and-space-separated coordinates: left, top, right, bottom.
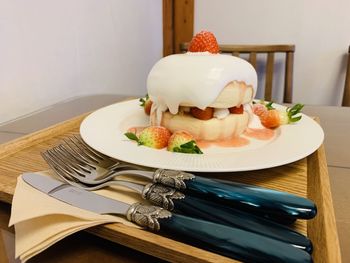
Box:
180, 43, 295, 103
342, 46, 350, 106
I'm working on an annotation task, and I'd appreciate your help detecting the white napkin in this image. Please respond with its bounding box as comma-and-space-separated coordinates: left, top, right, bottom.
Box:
9, 171, 147, 262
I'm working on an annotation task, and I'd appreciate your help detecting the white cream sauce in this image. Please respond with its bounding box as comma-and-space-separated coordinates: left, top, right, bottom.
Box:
147, 52, 257, 125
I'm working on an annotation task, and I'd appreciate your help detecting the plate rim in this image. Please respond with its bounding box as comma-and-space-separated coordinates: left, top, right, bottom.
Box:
79, 99, 325, 172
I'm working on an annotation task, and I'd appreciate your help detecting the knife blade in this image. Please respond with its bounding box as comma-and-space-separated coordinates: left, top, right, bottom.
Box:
22, 173, 312, 263
152, 169, 317, 223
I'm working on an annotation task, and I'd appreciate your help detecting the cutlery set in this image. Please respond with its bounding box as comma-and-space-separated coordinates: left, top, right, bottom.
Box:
25, 135, 317, 262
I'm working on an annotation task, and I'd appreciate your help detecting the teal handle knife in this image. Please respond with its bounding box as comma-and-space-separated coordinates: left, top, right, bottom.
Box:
22, 173, 312, 263
151, 169, 317, 223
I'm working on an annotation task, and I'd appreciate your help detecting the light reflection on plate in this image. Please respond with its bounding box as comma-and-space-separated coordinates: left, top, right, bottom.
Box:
80, 99, 324, 172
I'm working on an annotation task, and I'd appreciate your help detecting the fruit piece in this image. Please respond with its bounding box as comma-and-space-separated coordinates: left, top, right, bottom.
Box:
125, 126, 171, 149
259, 103, 304, 129
252, 103, 268, 117
127, 127, 145, 137
188, 31, 220, 54
229, 105, 244, 114
260, 109, 281, 129
167, 131, 203, 154
190, 107, 214, 120
139, 94, 153, 115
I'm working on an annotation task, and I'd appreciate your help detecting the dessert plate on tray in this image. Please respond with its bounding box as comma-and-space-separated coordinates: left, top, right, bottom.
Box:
80, 99, 324, 172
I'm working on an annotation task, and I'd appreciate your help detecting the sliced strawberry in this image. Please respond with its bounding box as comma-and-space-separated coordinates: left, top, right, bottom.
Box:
167, 130, 202, 154
229, 105, 244, 114
190, 107, 214, 120
125, 126, 171, 149
188, 31, 220, 54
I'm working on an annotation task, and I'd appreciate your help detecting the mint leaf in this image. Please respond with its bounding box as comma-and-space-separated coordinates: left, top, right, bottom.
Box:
139, 97, 145, 107
287, 103, 304, 123
265, 101, 275, 110
139, 94, 149, 107
124, 132, 139, 142
174, 140, 203, 154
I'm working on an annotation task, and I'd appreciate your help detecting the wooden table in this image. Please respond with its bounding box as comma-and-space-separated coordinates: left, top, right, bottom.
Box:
0, 95, 346, 262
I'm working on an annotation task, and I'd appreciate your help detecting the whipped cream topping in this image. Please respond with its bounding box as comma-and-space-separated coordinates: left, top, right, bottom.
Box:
147, 52, 257, 125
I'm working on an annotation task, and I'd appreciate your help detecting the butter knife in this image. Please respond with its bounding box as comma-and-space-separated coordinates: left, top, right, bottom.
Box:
22, 173, 312, 263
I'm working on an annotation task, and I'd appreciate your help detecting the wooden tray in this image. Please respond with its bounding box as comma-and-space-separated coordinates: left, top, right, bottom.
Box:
0, 113, 341, 262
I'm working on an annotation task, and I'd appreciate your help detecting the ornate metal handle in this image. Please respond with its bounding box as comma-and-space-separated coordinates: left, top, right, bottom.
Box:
126, 203, 172, 231
142, 183, 185, 210
152, 169, 195, 190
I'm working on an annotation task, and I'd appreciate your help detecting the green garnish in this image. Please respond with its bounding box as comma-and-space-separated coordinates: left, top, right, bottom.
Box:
173, 140, 203, 154
265, 101, 275, 110
286, 103, 304, 123
139, 94, 149, 107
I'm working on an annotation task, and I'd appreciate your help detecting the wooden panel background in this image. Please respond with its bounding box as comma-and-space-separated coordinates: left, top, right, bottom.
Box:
163, 0, 194, 56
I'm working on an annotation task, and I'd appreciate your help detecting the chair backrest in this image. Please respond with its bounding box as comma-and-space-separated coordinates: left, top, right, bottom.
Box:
342, 46, 350, 106
180, 43, 295, 103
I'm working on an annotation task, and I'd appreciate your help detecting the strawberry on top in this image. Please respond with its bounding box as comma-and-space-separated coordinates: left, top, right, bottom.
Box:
188, 31, 220, 54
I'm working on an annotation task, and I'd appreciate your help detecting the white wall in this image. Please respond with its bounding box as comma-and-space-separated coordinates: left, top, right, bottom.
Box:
0, 0, 162, 123
195, 0, 350, 105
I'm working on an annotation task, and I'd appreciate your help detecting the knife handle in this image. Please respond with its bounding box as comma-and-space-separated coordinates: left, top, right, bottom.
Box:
172, 195, 313, 253
127, 203, 312, 263
152, 169, 316, 221
186, 176, 316, 221
143, 184, 312, 253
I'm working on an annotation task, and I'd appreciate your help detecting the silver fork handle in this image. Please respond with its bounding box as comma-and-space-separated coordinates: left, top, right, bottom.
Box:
60, 176, 145, 193
57, 174, 184, 210
98, 169, 155, 184
105, 168, 196, 191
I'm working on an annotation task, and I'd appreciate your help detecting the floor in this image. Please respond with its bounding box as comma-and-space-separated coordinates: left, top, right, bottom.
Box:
0, 94, 349, 262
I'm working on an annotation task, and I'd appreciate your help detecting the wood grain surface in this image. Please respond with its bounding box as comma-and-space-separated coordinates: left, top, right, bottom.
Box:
0, 112, 341, 262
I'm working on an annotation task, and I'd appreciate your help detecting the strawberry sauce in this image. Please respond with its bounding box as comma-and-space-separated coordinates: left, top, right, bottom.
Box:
243, 128, 275, 140
196, 128, 275, 149
197, 136, 250, 148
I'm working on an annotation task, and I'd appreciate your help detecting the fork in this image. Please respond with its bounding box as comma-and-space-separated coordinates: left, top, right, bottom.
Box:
41, 144, 313, 252
42, 149, 184, 210
60, 135, 317, 224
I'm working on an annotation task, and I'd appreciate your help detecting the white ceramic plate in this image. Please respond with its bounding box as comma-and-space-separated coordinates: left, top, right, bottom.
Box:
80, 99, 324, 172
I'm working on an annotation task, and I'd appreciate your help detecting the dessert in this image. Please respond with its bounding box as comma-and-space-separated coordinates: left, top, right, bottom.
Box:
147, 31, 257, 141
126, 31, 303, 153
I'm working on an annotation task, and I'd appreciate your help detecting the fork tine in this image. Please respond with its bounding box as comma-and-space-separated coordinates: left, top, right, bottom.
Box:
62, 138, 99, 163
41, 151, 77, 181
47, 148, 90, 178
73, 134, 107, 159
66, 136, 124, 170
42, 151, 88, 188
68, 135, 102, 161
56, 145, 95, 171
73, 135, 146, 170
